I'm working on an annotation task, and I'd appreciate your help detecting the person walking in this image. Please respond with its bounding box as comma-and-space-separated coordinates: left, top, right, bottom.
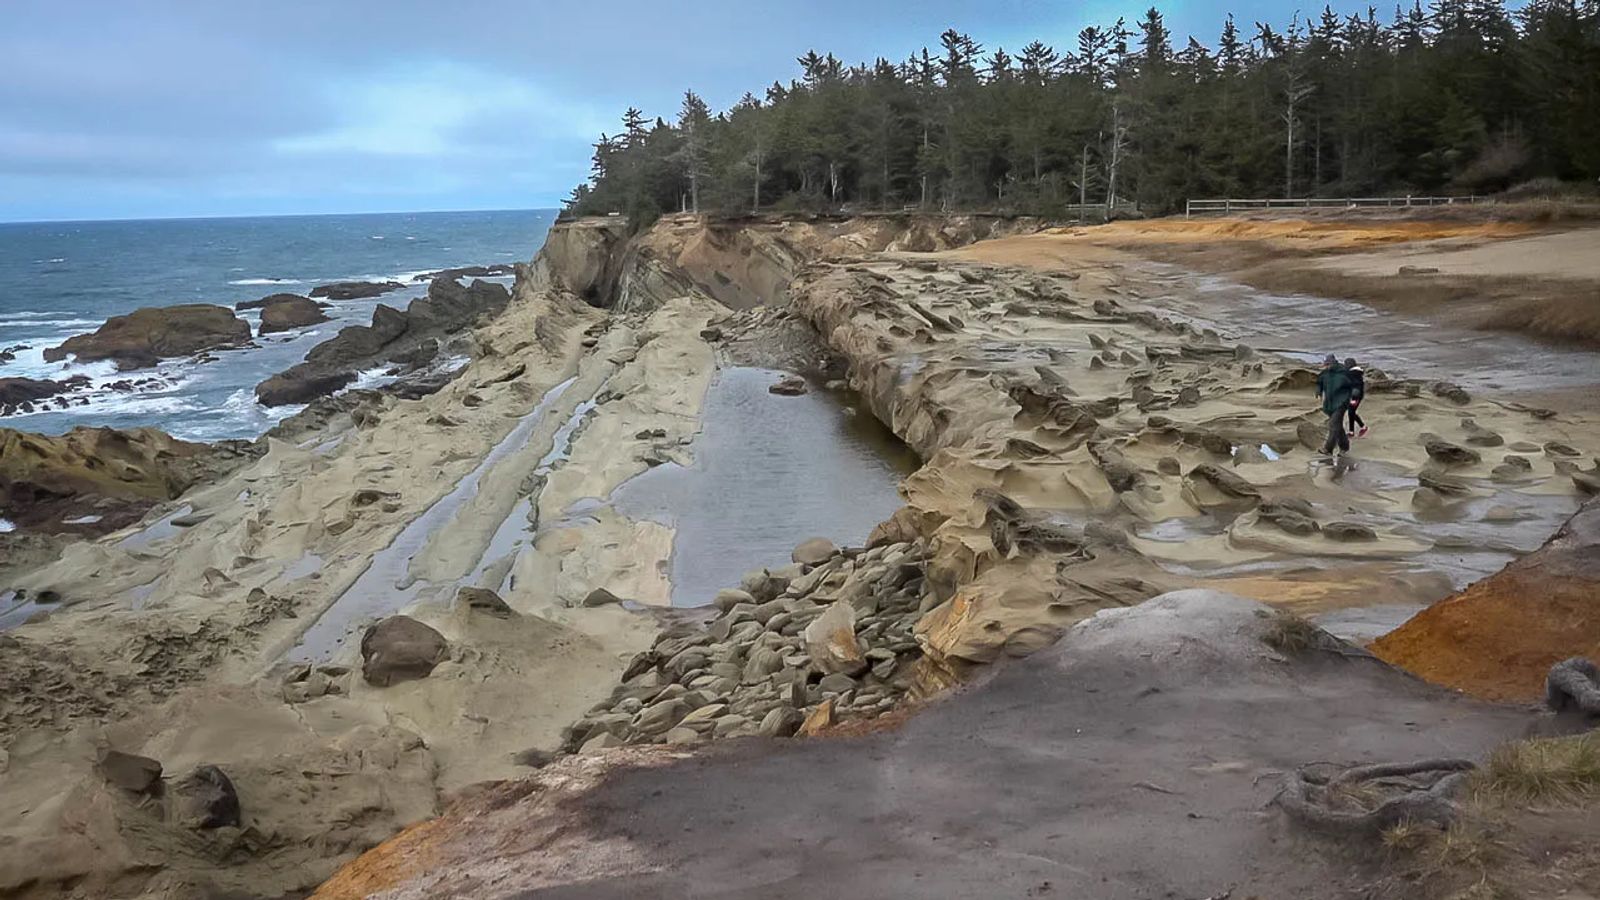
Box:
1315, 354, 1355, 457
1343, 357, 1368, 438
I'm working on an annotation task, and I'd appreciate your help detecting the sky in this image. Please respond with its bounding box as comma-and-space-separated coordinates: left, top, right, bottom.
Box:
4, 0, 1387, 222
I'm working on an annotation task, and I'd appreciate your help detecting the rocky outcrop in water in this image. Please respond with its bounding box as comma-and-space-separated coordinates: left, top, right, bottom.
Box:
43, 304, 251, 370
255, 276, 509, 406
0, 375, 91, 417
236, 291, 306, 311
257, 295, 330, 334
309, 280, 405, 300
410, 264, 514, 282
0, 426, 257, 533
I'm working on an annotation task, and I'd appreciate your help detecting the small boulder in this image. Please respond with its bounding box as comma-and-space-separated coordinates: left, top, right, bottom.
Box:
580, 732, 624, 754
818, 672, 858, 694
457, 586, 513, 618
581, 587, 625, 607
792, 537, 837, 566
713, 588, 755, 612
360, 615, 448, 687
798, 699, 836, 736
803, 601, 868, 676
769, 375, 808, 396
1323, 521, 1378, 542
1424, 440, 1481, 467
758, 706, 804, 737
97, 749, 162, 793
635, 697, 692, 735
172, 764, 241, 829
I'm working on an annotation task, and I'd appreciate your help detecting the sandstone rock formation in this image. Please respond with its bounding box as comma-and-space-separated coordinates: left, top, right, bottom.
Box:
533, 212, 1045, 314
44, 304, 251, 369
0, 426, 256, 533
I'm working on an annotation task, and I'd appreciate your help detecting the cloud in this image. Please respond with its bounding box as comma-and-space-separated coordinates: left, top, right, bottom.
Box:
275, 61, 609, 159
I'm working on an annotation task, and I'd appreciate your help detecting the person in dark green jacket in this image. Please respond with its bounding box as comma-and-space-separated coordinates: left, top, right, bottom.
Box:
1315, 354, 1354, 456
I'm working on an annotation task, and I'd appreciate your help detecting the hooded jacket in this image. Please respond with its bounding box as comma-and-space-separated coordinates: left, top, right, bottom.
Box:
1316, 363, 1354, 416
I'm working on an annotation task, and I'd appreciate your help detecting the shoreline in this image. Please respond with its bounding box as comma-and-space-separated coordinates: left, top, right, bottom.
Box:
2, 210, 1599, 898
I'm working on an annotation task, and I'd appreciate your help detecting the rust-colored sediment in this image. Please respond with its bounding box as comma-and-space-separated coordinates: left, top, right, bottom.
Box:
309, 816, 446, 900
1373, 497, 1600, 702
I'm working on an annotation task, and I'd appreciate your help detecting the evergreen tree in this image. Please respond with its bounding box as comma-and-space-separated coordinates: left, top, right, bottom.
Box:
562, 6, 1600, 219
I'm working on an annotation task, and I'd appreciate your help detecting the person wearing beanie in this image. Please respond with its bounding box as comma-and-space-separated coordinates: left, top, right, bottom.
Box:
1314, 354, 1354, 456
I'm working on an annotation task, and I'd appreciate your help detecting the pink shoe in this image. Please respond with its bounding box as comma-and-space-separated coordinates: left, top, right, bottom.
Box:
1357, 426, 1369, 438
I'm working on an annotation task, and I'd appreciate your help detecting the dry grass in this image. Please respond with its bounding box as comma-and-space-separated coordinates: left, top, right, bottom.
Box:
1474, 733, 1600, 806
1258, 609, 1324, 656
1374, 735, 1600, 900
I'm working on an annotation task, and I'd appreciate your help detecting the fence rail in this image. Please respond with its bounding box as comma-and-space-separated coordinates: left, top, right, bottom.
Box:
1185, 196, 1486, 217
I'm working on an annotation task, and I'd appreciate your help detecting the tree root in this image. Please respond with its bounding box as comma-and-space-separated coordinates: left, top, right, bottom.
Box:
1545, 657, 1600, 716
1275, 758, 1477, 835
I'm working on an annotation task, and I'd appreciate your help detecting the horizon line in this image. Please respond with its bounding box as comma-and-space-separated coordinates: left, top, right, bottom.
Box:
0, 205, 562, 227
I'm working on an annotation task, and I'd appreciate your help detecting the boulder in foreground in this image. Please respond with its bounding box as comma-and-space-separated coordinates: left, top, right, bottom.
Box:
360, 615, 448, 687
44, 304, 251, 369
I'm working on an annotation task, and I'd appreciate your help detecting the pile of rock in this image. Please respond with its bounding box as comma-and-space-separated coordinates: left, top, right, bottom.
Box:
560, 537, 933, 753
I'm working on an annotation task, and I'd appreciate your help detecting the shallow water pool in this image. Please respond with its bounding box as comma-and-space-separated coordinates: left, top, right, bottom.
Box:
613, 367, 918, 607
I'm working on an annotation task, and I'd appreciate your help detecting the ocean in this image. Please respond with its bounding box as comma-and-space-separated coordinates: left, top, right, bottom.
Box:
0, 209, 554, 441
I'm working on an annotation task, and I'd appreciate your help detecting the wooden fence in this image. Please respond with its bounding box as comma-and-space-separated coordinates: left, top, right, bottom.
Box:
1184, 196, 1486, 217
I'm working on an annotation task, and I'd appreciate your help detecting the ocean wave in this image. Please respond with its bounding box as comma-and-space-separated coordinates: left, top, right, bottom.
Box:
166, 390, 302, 441
0, 518, 14, 533
228, 278, 304, 286
344, 364, 399, 392
0, 318, 100, 330
0, 311, 61, 320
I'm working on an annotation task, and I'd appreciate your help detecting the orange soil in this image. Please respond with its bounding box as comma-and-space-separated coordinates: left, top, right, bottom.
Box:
309, 815, 447, 900
1063, 217, 1537, 251
1372, 498, 1600, 702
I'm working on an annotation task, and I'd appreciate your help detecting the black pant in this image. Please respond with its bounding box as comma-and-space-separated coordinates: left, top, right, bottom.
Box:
1322, 409, 1349, 455
1346, 404, 1364, 432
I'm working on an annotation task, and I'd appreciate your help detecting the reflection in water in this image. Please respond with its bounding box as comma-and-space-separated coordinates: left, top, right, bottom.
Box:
117, 504, 194, 552
613, 367, 918, 607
